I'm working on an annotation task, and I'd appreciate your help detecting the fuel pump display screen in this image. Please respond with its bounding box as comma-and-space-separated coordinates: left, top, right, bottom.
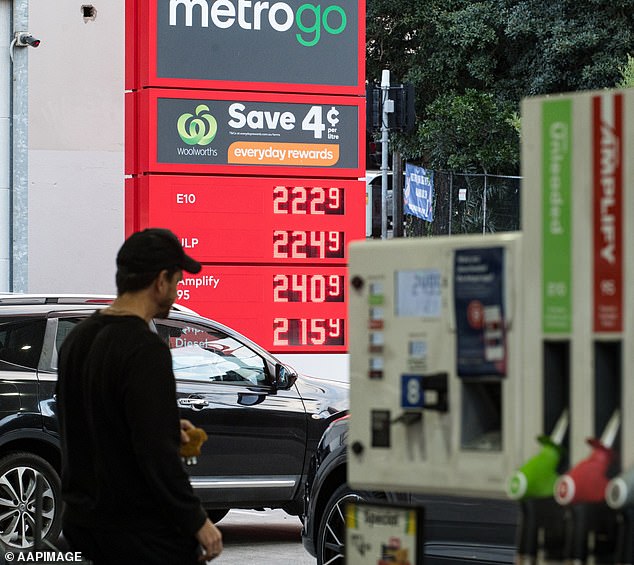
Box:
395, 269, 442, 318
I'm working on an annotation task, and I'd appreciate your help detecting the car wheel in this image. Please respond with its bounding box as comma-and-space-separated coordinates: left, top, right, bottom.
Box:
317, 484, 365, 565
207, 509, 229, 524
0, 452, 62, 549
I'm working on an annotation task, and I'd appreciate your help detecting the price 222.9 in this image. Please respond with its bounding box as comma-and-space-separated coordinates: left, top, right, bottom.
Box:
273, 230, 344, 259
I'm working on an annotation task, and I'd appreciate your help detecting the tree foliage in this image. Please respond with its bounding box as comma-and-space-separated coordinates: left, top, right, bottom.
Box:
617, 54, 634, 87
366, 0, 634, 173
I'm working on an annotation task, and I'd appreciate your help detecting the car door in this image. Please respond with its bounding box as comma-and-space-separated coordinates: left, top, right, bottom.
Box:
0, 316, 47, 430
154, 317, 308, 507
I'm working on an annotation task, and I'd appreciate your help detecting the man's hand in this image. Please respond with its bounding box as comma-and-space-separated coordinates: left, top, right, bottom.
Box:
196, 518, 223, 561
180, 419, 195, 444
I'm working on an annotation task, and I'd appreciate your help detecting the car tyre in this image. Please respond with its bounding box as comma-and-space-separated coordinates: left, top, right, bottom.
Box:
207, 508, 229, 524
0, 452, 62, 549
317, 484, 366, 565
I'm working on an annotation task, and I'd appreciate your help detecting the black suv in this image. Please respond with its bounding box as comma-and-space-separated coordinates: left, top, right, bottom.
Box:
0, 295, 348, 549
302, 415, 519, 564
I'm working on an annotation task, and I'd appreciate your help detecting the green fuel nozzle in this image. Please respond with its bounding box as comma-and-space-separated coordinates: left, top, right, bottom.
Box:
507, 410, 568, 500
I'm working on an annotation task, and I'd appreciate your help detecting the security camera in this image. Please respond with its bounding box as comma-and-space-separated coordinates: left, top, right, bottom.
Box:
15, 32, 41, 47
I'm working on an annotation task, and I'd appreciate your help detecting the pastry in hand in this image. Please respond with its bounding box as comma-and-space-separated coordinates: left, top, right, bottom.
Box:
180, 427, 208, 466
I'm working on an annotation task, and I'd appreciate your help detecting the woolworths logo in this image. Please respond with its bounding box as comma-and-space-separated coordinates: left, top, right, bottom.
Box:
177, 105, 218, 145
169, 0, 347, 47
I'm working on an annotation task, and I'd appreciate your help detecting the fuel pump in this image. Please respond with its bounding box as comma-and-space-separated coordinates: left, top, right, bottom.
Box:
519, 87, 634, 565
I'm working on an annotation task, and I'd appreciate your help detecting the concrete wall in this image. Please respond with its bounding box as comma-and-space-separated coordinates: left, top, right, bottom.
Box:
28, 0, 124, 293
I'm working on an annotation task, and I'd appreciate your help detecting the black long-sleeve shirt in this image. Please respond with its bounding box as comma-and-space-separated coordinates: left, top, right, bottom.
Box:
56, 311, 207, 537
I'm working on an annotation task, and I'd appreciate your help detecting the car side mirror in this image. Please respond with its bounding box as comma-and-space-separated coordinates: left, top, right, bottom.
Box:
275, 364, 297, 390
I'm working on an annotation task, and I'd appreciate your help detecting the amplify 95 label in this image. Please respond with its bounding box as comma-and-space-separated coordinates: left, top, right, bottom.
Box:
156, 95, 359, 170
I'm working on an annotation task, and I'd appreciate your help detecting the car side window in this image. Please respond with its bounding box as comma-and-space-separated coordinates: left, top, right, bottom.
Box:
0, 318, 46, 370
55, 318, 83, 355
156, 320, 267, 385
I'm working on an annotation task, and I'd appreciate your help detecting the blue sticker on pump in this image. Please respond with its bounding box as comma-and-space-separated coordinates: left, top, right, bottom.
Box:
401, 375, 424, 408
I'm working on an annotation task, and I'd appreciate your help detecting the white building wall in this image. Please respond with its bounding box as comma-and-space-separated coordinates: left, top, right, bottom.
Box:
0, 1, 11, 289
28, 0, 124, 293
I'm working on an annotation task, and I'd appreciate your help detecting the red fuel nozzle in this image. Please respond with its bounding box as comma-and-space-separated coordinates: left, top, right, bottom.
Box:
554, 410, 619, 506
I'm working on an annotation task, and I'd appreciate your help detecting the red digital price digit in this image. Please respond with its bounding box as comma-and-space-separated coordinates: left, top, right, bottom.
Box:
310, 187, 326, 214
291, 187, 308, 214
273, 274, 288, 302
328, 275, 342, 300
273, 186, 288, 214
328, 318, 343, 339
273, 231, 289, 258
327, 232, 343, 257
309, 231, 325, 258
273, 318, 289, 345
290, 231, 307, 258
291, 274, 308, 302
328, 187, 343, 213
310, 275, 325, 302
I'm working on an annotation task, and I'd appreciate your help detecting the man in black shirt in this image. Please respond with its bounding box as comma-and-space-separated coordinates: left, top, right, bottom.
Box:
57, 228, 223, 564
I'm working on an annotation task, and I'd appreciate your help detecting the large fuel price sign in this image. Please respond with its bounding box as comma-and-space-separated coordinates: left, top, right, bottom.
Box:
125, 175, 364, 352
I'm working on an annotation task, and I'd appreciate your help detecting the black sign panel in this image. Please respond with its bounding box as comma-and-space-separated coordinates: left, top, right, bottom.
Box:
155, 0, 362, 89
156, 96, 360, 170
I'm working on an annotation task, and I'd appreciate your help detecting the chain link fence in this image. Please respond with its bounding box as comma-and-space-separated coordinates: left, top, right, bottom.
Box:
404, 171, 521, 237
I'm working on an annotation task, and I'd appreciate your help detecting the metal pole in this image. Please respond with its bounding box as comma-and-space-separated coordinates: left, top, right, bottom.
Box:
11, 0, 29, 291
482, 170, 487, 235
380, 69, 391, 240
392, 150, 403, 237
448, 173, 453, 236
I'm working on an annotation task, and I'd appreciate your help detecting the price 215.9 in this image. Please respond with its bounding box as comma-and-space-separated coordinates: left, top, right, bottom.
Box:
273, 318, 344, 346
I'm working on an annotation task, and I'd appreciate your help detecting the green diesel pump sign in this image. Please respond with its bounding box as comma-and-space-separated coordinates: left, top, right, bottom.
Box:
542, 99, 572, 334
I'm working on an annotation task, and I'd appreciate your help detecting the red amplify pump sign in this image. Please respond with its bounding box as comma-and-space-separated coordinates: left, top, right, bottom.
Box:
592, 93, 623, 333
126, 0, 365, 94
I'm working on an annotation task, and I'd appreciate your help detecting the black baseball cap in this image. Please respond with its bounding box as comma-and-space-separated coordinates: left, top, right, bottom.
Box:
117, 228, 202, 275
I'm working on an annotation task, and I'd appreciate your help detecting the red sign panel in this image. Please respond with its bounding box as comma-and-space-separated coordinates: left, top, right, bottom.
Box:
125, 175, 362, 351
175, 265, 348, 352
125, 175, 365, 264
126, 89, 364, 178
125, 0, 365, 95
592, 94, 623, 333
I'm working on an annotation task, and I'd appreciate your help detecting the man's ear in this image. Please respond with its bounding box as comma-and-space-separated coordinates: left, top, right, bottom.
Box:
154, 269, 170, 291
